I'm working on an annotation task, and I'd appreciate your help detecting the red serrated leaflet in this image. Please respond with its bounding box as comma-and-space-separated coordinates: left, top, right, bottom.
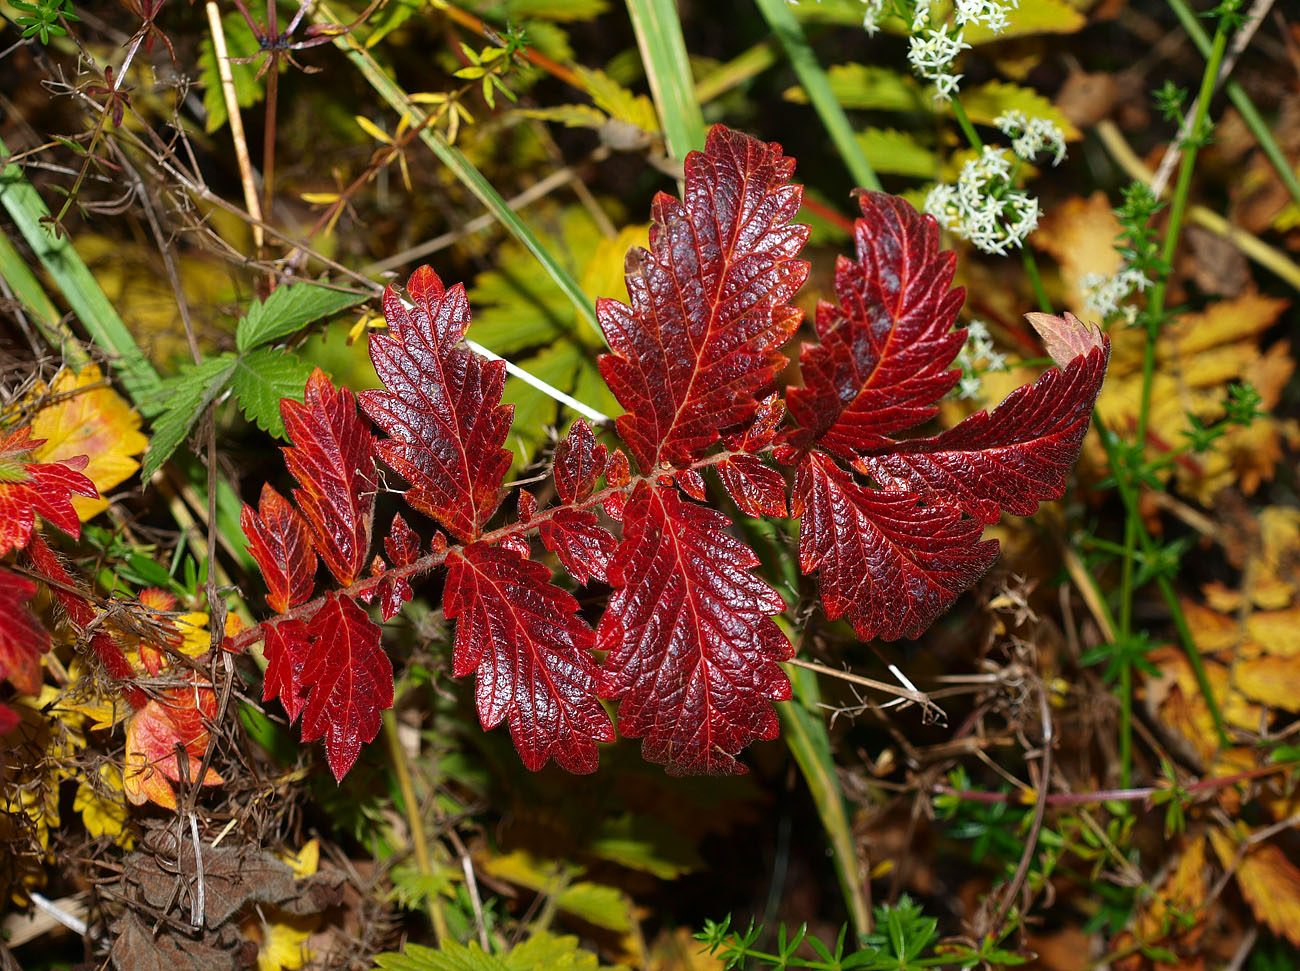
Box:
376, 513, 420, 621
598, 126, 810, 471
281, 370, 376, 586
538, 507, 616, 584
597, 484, 792, 775
240, 483, 317, 613
262, 619, 312, 723
299, 592, 392, 781
793, 452, 999, 641
553, 420, 606, 503
787, 191, 965, 457
0, 569, 48, 698
361, 266, 513, 543
0, 426, 97, 556
444, 544, 613, 773
856, 344, 1110, 524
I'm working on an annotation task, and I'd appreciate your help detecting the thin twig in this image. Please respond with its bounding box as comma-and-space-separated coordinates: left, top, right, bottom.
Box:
205, 1, 264, 251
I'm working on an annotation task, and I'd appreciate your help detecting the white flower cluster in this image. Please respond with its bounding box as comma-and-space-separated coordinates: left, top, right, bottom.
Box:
907, 6, 970, 102
995, 109, 1067, 166
1080, 267, 1151, 325
955, 319, 1009, 399
924, 147, 1040, 255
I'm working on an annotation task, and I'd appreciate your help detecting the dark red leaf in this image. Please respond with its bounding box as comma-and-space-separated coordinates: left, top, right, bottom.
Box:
598, 125, 809, 471
360, 266, 513, 542
606, 449, 630, 488
597, 484, 792, 775
281, 370, 376, 586
717, 454, 788, 518
539, 507, 617, 584
553, 420, 606, 503
725, 394, 785, 453
0, 426, 97, 556
0, 569, 48, 696
377, 513, 420, 621
793, 452, 998, 641
299, 593, 392, 781
262, 619, 312, 723
241, 484, 317, 613
787, 191, 965, 457
675, 468, 706, 500
444, 544, 613, 773
856, 341, 1110, 523
500, 534, 531, 558
517, 490, 537, 522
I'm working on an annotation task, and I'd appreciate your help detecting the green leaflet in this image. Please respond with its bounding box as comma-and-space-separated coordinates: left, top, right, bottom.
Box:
230, 349, 316, 437
236, 281, 366, 353
857, 128, 939, 178
141, 354, 239, 481
504, 0, 610, 21
373, 931, 606, 971
198, 11, 262, 134
960, 79, 1081, 140
783, 64, 925, 113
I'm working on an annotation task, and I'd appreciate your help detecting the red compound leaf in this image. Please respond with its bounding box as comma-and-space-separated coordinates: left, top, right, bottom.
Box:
598, 126, 809, 471
787, 191, 965, 457
376, 513, 421, 621
281, 370, 376, 587
0, 426, 98, 556
444, 543, 613, 773
553, 420, 606, 504
124, 679, 222, 810
597, 483, 792, 775
262, 619, 312, 723
539, 507, 617, 584
0, 569, 48, 698
856, 339, 1111, 524
240, 483, 317, 614
793, 452, 999, 642
361, 266, 513, 543
299, 592, 392, 781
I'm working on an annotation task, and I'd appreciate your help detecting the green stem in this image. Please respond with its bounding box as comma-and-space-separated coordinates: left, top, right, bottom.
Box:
949, 94, 983, 152
1164, 0, 1300, 211
383, 708, 449, 942
1020, 243, 1052, 314
752, 0, 881, 192
625, 0, 708, 159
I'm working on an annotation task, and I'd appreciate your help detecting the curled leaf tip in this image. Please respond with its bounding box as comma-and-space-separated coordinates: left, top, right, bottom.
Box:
1025, 310, 1107, 368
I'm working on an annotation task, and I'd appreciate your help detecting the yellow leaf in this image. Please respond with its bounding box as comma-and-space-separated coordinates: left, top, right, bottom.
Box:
74, 764, 132, 847
961, 0, 1086, 43
244, 910, 318, 971
1133, 835, 1206, 947
1246, 607, 1300, 658
1235, 655, 1300, 710
29, 364, 147, 520
279, 838, 319, 879
1209, 827, 1300, 948
300, 192, 340, 205
1030, 192, 1122, 314
580, 225, 650, 310
354, 115, 392, 144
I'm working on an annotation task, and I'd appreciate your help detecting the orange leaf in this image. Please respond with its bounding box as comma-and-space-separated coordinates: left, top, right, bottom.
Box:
123, 684, 223, 810
1209, 827, 1300, 948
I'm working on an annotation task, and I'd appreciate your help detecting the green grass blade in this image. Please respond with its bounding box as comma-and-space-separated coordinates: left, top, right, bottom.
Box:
752, 0, 882, 192
0, 226, 70, 351
625, 0, 708, 159
315, 3, 602, 342
1165, 0, 1300, 211
779, 658, 871, 938
0, 136, 161, 400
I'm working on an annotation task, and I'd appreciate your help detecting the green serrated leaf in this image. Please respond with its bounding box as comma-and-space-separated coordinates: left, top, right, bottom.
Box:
783, 63, 925, 113
236, 280, 366, 352
229, 348, 316, 437
857, 128, 938, 177
515, 104, 610, 130
505, 0, 609, 21
141, 354, 239, 481
198, 12, 263, 134
373, 931, 606, 971
574, 65, 659, 134
589, 813, 704, 879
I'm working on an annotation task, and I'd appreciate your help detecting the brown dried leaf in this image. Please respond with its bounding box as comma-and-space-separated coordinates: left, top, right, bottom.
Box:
1209, 827, 1300, 948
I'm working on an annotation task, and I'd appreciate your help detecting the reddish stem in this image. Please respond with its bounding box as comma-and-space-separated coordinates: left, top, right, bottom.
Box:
226, 448, 749, 653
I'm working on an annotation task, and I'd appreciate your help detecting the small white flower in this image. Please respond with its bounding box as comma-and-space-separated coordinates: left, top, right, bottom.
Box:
958, 373, 983, 399
925, 146, 1040, 255
1081, 266, 1151, 323
995, 110, 1067, 166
